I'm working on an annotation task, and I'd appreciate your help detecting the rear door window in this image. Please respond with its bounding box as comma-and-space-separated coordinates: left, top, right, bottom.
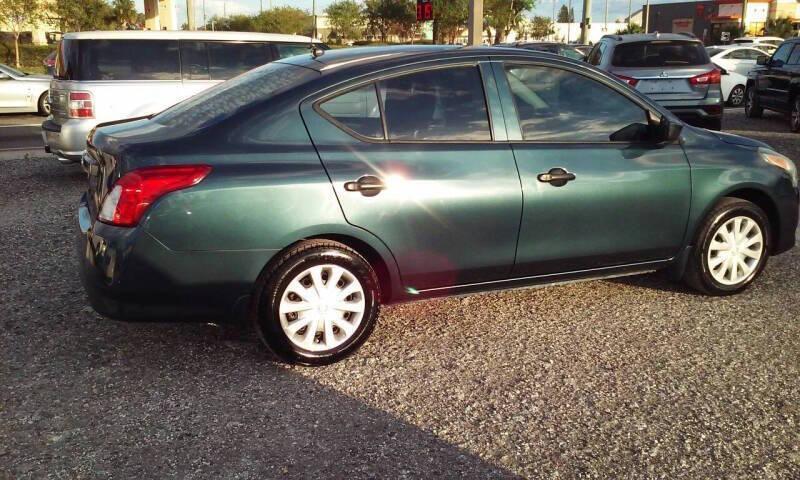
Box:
180, 40, 210, 80
788, 45, 800, 65
76, 40, 180, 80
275, 43, 312, 59
207, 42, 273, 80
611, 41, 709, 67
378, 66, 491, 141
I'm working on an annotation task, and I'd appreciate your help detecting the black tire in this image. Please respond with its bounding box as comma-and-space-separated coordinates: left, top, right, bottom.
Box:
683, 197, 770, 296
744, 86, 763, 118
790, 96, 800, 133
727, 84, 745, 107
37, 91, 50, 116
251, 240, 381, 366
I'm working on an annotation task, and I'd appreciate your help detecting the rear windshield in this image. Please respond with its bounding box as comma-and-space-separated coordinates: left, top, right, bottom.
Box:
611, 41, 709, 67
151, 61, 315, 134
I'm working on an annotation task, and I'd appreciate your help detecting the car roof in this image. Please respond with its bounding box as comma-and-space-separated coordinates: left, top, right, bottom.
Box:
707, 45, 768, 51
277, 45, 533, 73
602, 33, 702, 43
734, 36, 785, 42
62, 30, 317, 43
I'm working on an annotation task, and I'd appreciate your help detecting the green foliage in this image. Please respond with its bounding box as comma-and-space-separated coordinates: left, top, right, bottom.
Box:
111, 0, 137, 27
432, 0, 468, 43
364, 0, 417, 42
616, 22, 644, 34
763, 17, 795, 39
529, 15, 554, 39
0, 0, 45, 67
52, 0, 114, 32
485, 0, 536, 43
0, 41, 51, 73
557, 5, 574, 23
325, 0, 365, 41
204, 8, 312, 35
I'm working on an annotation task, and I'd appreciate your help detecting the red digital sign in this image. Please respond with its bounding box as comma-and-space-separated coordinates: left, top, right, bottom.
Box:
417, 0, 433, 21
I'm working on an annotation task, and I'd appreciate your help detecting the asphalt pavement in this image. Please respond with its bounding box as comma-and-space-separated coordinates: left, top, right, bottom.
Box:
1, 108, 799, 478
0, 114, 45, 153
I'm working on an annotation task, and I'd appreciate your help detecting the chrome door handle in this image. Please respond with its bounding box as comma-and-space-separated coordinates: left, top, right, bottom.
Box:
537, 168, 576, 187
344, 175, 386, 197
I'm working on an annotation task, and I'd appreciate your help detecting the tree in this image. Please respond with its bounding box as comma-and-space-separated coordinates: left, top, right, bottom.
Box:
52, 0, 113, 32
616, 22, 643, 34
529, 15, 554, 39
0, 0, 44, 68
485, 0, 535, 44
111, 0, 137, 28
254, 7, 311, 35
432, 0, 468, 44
227, 14, 257, 31
325, 0, 365, 42
763, 17, 794, 39
557, 5, 574, 22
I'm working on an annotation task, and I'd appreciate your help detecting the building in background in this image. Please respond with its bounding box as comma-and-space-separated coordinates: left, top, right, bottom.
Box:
644, 0, 799, 44
143, 0, 178, 31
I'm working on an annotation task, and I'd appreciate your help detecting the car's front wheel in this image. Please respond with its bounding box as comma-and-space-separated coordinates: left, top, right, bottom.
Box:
683, 198, 770, 295
727, 84, 745, 107
790, 96, 800, 133
37, 92, 50, 116
252, 240, 381, 365
744, 86, 763, 118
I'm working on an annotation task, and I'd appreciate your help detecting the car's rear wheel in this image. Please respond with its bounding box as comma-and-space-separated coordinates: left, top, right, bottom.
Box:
727, 85, 745, 107
252, 240, 381, 365
790, 97, 800, 133
744, 86, 763, 118
683, 198, 769, 295
37, 92, 50, 116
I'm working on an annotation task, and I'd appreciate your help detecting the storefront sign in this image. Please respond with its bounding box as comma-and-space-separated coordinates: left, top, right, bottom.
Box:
672, 18, 695, 33
717, 3, 743, 18
746, 2, 768, 22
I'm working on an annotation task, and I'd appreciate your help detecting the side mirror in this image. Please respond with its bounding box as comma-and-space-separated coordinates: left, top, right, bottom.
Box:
756, 55, 768, 65
649, 113, 683, 143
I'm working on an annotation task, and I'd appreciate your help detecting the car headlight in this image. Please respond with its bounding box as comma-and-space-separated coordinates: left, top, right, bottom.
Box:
760, 148, 798, 189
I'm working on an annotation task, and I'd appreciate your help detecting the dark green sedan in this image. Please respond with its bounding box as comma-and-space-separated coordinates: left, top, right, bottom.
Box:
78, 46, 799, 365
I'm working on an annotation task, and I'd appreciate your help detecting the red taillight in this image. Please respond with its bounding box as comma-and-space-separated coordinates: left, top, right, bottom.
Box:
689, 69, 721, 86
614, 74, 639, 87
69, 91, 94, 118
98, 165, 212, 227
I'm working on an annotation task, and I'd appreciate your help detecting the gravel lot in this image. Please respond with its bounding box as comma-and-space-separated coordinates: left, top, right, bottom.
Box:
1, 109, 799, 479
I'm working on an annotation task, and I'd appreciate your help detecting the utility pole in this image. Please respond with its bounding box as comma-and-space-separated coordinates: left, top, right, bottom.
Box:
567, 0, 573, 42
468, 0, 483, 45
187, 0, 195, 30
644, 0, 650, 32
627, 0, 632, 26
312, 0, 317, 39
260, 0, 263, 14
552, 0, 557, 40
604, 0, 608, 31
202, 0, 206, 29
579, 0, 591, 43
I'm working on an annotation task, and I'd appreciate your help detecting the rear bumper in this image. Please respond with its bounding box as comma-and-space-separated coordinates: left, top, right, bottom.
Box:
77, 194, 276, 322
42, 118, 94, 162
654, 96, 724, 125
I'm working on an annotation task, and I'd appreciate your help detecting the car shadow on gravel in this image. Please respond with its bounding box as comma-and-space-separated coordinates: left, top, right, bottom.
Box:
3, 308, 518, 479
605, 270, 697, 294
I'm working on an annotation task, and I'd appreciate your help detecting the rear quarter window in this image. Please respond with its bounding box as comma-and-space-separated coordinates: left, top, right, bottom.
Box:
73, 40, 181, 81
612, 41, 709, 67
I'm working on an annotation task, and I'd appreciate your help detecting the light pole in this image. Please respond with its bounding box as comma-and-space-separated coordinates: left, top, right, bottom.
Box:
644, 0, 650, 32
579, 0, 591, 44
604, 0, 608, 31
312, 0, 317, 39
468, 0, 484, 45
187, 0, 195, 30
567, 0, 572, 42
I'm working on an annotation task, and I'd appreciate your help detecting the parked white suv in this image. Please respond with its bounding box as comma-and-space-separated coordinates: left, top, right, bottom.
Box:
43, 30, 326, 164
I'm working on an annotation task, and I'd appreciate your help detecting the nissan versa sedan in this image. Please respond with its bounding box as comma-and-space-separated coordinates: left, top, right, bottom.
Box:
78, 46, 799, 365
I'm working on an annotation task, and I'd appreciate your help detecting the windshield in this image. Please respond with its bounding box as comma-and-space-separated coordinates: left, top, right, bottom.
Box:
612, 41, 709, 67
152, 61, 316, 134
1, 64, 27, 77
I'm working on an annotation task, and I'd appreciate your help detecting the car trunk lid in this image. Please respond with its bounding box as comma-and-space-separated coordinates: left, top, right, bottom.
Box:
612, 66, 713, 101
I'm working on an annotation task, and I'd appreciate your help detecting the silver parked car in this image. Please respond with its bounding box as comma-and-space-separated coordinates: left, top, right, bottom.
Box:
587, 33, 724, 130
0, 63, 50, 115
43, 30, 327, 164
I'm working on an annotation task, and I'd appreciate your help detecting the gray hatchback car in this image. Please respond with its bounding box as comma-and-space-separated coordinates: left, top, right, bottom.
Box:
587, 33, 724, 130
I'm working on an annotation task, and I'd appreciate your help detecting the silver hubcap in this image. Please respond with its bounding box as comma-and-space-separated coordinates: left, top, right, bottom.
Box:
279, 264, 365, 352
707, 216, 764, 286
730, 87, 744, 106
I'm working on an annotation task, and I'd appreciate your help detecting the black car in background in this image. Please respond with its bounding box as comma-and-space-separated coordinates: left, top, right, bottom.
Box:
745, 37, 800, 132
506, 42, 586, 61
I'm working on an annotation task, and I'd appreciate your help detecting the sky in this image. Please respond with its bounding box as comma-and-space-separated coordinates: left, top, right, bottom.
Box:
134, 0, 690, 28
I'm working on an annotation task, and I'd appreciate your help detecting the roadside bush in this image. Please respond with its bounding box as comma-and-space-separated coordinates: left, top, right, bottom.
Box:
0, 42, 53, 74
